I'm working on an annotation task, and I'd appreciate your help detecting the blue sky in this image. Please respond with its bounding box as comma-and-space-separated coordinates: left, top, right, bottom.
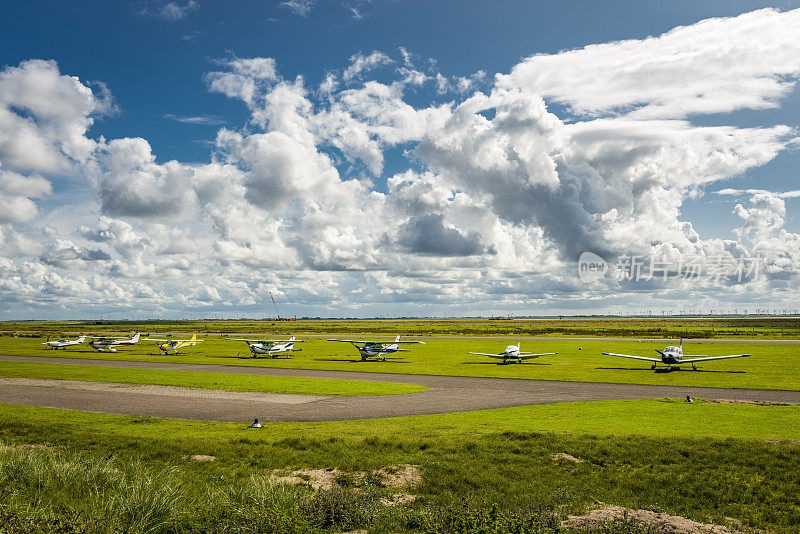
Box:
1, 1, 799, 318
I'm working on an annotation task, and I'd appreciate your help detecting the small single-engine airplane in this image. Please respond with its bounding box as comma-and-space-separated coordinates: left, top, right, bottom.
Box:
225, 336, 306, 358
42, 336, 87, 350
87, 333, 141, 352
469, 342, 557, 364
327, 336, 425, 361
603, 339, 751, 371
146, 333, 203, 355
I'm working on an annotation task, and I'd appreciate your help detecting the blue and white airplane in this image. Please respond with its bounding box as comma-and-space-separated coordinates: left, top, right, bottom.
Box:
327, 336, 425, 361
603, 339, 751, 371
225, 336, 306, 358
469, 342, 556, 364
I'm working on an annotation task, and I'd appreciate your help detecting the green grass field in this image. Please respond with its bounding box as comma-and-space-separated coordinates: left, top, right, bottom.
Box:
0, 401, 798, 532
4, 336, 799, 391
0, 361, 426, 396
1, 320, 798, 532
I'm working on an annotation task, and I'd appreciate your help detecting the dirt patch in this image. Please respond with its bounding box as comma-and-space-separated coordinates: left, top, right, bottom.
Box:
376, 464, 421, 488
273, 464, 421, 491
16, 443, 55, 450
182, 454, 215, 462
379, 494, 416, 506
562, 505, 743, 534
551, 453, 583, 463
273, 468, 347, 490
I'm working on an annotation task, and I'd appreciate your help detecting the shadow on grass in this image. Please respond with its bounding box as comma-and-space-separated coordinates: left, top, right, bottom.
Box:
462, 361, 552, 366
597, 366, 746, 374
218, 354, 292, 360
312, 358, 410, 364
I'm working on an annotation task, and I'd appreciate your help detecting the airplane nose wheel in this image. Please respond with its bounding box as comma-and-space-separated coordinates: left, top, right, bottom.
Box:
692, 364, 697, 371
651, 364, 656, 370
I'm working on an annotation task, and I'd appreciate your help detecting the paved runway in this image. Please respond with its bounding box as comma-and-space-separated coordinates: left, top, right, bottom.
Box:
0, 354, 797, 422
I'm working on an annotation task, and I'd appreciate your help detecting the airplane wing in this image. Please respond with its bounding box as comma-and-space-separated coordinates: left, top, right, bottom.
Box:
468, 352, 508, 358
394, 341, 426, 344
603, 352, 661, 362
148, 338, 201, 342
681, 354, 751, 363
227, 337, 308, 345
518, 352, 557, 359
327, 339, 370, 344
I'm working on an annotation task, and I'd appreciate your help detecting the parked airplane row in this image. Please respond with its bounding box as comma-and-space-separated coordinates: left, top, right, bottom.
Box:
43, 333, 198, 355
41, 333, 423, 361
40, 335, 751, 370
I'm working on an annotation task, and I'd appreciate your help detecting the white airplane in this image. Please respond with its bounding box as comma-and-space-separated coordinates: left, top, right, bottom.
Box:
469, 343, 557, 364
327, 336, 425, 361
87, 333, 141, 352
225, 336, 306, 358
42, 336, 87, 350
146, 333, 203, 355
603, 339, 751, 371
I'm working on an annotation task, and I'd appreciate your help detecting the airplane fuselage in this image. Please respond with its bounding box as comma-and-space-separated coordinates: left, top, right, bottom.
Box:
45, 341, 79, 349
357, 343, 399, 360
249, 341, 294, 356
158, 341, 193, 354
90, 334, 139, 352
496, 345, 523, 363
658, 346, 686, 366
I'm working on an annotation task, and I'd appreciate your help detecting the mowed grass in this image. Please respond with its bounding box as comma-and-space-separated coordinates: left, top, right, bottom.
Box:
4, 336, 800, 391
2, 396, 797, 442
0, 401, 798, 532
0, 361, 426, 396
5, 316, 800, 338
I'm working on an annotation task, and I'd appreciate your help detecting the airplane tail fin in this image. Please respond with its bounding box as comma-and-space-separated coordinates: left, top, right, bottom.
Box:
680, 338, 683, 349
77, 336, 86, 342
395, 335, 400, 343
132, 333, 140, 342
191, 333, 196, 341
290, 336, 295, 341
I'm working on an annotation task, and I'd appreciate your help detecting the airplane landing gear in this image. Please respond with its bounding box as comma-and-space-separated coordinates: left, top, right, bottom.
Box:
692, 364, 698, 371
651, 364, 656, 370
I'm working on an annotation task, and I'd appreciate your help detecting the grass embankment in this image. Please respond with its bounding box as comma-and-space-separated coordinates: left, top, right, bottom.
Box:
0, 401, 798, 532
4, 317, 800, 338
4, 336, 800, 391
0, 361, 426, 397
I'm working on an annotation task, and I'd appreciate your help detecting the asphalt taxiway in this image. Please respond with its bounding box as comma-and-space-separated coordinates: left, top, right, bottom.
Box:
0, 354, 797, 422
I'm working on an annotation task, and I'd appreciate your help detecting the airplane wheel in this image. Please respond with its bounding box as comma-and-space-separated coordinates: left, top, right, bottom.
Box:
692, 365, 697, 371
651, 364, 656, 370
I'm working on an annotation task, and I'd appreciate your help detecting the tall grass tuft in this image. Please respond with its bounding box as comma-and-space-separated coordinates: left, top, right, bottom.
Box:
0, 443, 184, 533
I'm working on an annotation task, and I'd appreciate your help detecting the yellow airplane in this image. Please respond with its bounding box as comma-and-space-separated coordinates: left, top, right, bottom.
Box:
146, 334, 203, 355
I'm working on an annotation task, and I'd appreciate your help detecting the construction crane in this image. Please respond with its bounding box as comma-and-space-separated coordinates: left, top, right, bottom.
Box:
269, 292, 298, 321
269, 292, 281, 320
